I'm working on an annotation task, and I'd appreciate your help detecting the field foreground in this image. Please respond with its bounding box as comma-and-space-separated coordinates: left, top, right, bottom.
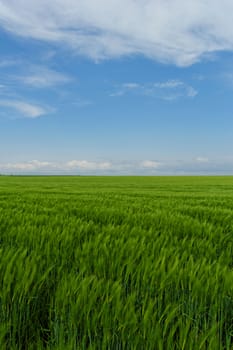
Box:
1, 176, 233, 349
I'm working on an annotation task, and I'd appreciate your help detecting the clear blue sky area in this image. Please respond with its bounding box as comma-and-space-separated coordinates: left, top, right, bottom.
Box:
1, 1, 233, 174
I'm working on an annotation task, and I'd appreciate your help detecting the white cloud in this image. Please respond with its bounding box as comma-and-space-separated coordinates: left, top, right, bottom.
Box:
17, 66, 72, 88
66, 160, 112, 170
111, 80, 197, 100
193, 74, 205, 81
196, 157, 209, 163
122, 83, 140, 89
0, 159, 158, 174
1, 157, 233, 174
1, 160, 54, 171
140, 160, 161, 169
153, 80, 183, 89
186, 86, 198, 98
0, 1, 233, 65
71, 98, 92, 107
0, 99, 49, 118
0, 159, 113, 173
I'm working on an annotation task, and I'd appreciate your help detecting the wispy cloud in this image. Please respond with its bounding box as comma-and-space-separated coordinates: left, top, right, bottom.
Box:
122, 83, 140, 89
220, 72, 233, 89
0, 99, 50, 118
71, 98, 92, 108
0, 1, 233, 66
111, 80, 198, 100
153, 80, 184, 89
16, 66, 72, 88
0, 59, 20, 68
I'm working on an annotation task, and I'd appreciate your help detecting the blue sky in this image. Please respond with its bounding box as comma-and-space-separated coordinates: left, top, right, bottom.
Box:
1, 0, 233, 174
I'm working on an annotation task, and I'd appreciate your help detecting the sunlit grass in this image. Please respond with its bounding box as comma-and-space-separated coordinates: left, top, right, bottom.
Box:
1, 176, 233, 349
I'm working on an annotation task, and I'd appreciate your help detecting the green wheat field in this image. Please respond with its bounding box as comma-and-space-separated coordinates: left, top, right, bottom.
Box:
1, 176, 233, 349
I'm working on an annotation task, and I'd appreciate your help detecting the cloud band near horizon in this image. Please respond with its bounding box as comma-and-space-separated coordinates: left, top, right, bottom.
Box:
1, 157, 233, 175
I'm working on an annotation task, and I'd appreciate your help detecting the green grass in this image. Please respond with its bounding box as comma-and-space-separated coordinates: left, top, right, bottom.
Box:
1, 176, 233, 349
